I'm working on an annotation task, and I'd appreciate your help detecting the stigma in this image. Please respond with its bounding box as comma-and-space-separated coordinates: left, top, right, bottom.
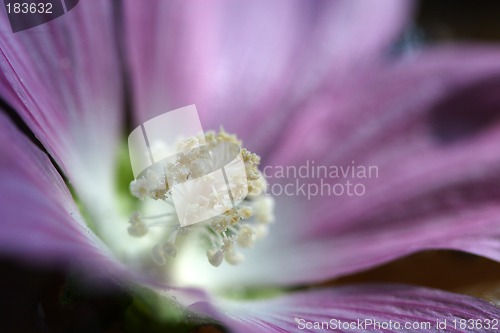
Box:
127, 129, 274, 267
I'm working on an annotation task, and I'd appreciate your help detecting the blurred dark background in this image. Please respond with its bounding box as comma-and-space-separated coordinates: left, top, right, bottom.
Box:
418, 0, 500, 42
1, 0, 500, 332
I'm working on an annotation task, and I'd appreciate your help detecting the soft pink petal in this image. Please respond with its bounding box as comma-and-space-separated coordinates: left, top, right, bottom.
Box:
0, 0, 123, 213
124, 0, 412, 154
208, 285, 500, 333
254, 46, 500, 285
184, 46, 500, 288
0, 111, 215, 303
0, 112, 219, 312
0, 112, 122, 279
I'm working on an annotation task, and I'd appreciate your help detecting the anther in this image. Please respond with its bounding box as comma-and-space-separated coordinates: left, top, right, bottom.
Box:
151, 241, 178, 265
127, 211, 148, 237
207, 249, 224, 267
237, 225, 256, 248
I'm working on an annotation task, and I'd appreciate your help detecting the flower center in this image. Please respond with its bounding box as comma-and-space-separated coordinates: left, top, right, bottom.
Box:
127, 129, 274, 267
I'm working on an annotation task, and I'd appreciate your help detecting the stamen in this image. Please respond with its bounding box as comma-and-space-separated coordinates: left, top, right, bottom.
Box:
127, 211, 148, 237
129, 169, 168, 201
129, 178, 149, 200
206, 248, 224, 267
151, 241, 178, 265
211, 216, 229, 233
237, 225, 256, 248
248, 172, 267, 197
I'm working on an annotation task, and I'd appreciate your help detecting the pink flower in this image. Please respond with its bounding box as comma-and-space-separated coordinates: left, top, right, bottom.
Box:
0, 1, 499, 331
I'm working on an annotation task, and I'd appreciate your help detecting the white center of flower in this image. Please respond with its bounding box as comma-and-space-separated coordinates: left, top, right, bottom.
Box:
127, 129, 274, 267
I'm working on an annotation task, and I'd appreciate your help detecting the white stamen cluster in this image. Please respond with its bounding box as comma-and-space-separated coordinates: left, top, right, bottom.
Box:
127, 129, 274, 267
